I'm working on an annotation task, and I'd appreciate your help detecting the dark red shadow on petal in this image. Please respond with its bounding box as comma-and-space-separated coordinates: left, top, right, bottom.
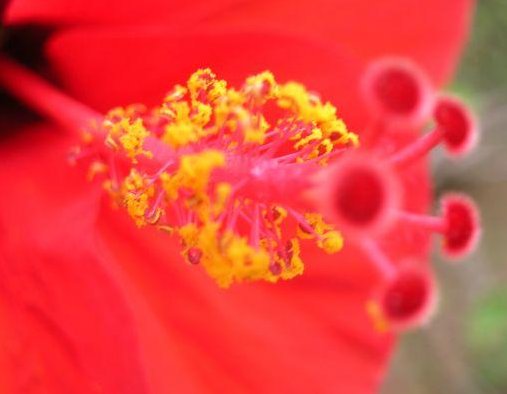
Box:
3, 0, 239, 29
6, 0, 474, 86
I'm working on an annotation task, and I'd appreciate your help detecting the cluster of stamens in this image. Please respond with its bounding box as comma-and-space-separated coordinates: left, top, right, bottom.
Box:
75, 61, 481, 332
77, 69, 357, 288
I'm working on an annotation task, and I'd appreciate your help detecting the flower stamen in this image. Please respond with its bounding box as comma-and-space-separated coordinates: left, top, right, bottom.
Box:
80, 69, 355, 287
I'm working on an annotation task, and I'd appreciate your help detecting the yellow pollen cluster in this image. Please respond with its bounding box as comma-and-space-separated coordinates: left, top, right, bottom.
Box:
278, 82, 359, 159
366, 301, 390, 333
179, 222, 272, 288
91, 68, 357, 287
122, 169, 157, 227
104, 108, 153, 161
297, 213, 344, 253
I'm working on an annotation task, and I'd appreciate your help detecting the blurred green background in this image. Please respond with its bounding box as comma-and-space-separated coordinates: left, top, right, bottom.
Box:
382, 1, 507, 393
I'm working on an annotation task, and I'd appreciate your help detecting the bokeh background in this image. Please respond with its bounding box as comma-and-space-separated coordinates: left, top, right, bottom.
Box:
382, 1, 507, 393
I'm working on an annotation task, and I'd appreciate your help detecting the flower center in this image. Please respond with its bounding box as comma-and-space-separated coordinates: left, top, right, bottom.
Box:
335, 167, 384, 225
80, 69, 357, 288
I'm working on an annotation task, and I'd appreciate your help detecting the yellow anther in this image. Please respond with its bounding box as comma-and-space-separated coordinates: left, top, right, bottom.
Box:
319, 231, 344, 254
162, 100, 190, 121
102, 179, 118, 201
263, 205, 287, 238
213, 182, 232, 216
156, 224, 174, 234
123, 169, 145, 191
87, 160, 108, 181
178, 150, 226, 193
301, 213, 331, 235
121, 169, 155, 227
93, 68, 356, 288
208, 79, 228, 103
164, 84, 187, 102
159, 172, 179, 201
81, 130, 94, 144
105, 117, 152, 161
320, 138, 334, 155
278, 82, 356, 144
191, 101, 213, 127
296, 213, 343, 253
163, 122, 200, 148
161, 101, 201, 148
179, 223, 200, 248
104, 134, 119, 150
272, 206, 288, 224
366, 301, 390, 333
179, 221, 274, 288
294, 127, 323, 150
188, 68, 227, 103
244, 71, 278, 101
124, 193, 151, 226
243, 115, 270, 144
280, 238, 304, 280
146, 207, 163, 225
223, 236, 271, 285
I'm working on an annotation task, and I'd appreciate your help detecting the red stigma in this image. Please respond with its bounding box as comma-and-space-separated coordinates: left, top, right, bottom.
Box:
434, 96, 478, 157
379, 266, 435, 330
318, 154, 399, 236
441, 194, 480, 260
362, 58, 432, 124
336, 169, 384, 225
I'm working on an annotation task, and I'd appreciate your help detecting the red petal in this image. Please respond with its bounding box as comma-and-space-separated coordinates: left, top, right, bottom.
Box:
45, 29, 367, 129
97, 206, 394, 393
199, 0, 474, 85
3, 0, 237, 27
0, 0, 9, 17
0, 123, 149, 393
6, 0, 473, 84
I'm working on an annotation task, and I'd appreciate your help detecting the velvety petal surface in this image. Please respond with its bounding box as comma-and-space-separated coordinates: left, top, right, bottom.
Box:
5, 0, 473, 85
198, 0, 474, 85
3, 0, 236, 27
45, 29, 366, 127
0, 121, 149, 393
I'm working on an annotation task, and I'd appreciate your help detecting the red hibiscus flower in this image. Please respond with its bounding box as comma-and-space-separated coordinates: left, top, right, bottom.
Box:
0, 1, 476, 393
